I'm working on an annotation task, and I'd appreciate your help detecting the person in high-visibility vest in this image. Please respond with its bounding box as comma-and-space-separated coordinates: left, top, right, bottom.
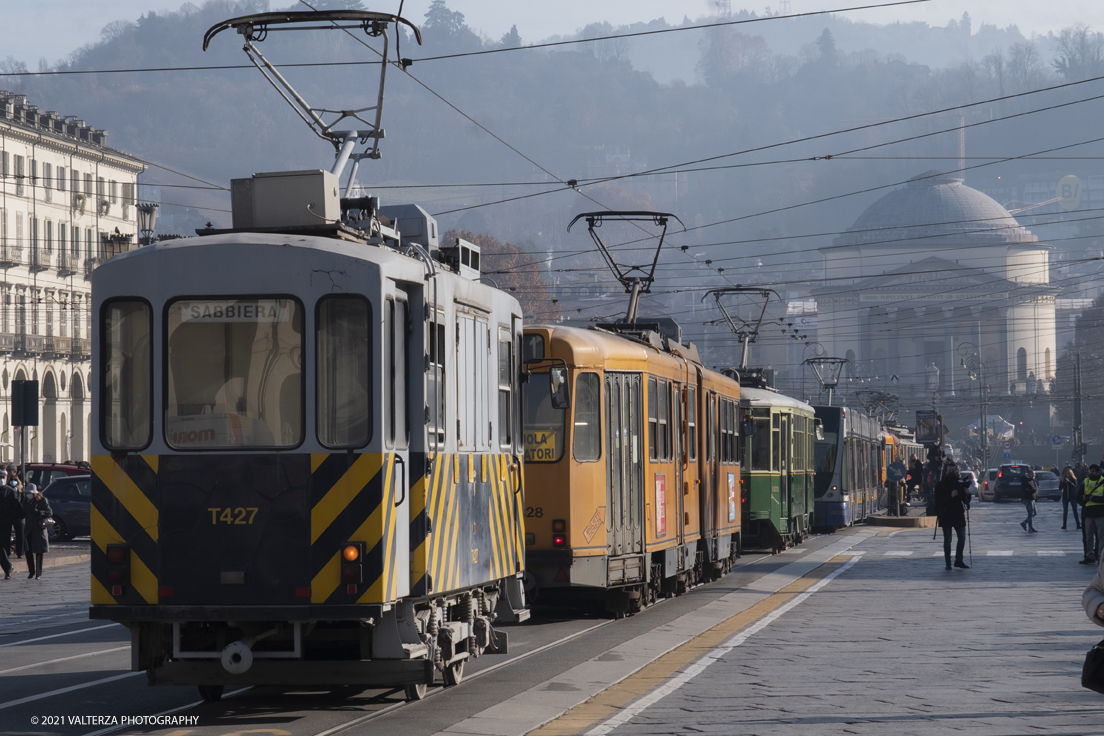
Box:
1077, 464, 1104, 564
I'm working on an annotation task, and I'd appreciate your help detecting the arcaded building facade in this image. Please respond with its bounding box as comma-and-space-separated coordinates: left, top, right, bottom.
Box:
0, 91, 145, 463
816, 171, 1056, 403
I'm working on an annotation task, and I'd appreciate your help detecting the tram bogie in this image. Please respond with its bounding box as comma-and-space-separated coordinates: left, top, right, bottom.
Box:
522, 324, 740, 615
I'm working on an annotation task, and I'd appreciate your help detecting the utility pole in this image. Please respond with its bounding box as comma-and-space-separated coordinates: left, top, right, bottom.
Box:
979, 355, 988, 472
1074, 352, 1085, 464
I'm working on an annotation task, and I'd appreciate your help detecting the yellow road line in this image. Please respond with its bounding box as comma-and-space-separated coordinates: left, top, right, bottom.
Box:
529, 559, 850, 736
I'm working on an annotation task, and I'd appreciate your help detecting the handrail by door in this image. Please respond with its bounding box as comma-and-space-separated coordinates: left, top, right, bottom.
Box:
393, 454, 406, 507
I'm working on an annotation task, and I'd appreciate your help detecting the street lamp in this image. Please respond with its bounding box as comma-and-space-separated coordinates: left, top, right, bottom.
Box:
959, 341, 987, 472
137, 202, 159, 246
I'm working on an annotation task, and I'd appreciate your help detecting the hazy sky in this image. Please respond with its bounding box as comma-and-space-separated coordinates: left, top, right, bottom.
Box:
4, 0, 1104, 68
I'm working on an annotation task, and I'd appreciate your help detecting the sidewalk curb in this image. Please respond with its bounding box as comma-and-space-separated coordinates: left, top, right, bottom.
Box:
866, 515, 937, 528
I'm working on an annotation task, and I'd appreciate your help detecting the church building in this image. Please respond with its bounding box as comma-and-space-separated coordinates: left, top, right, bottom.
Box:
815, 171, 1056, 407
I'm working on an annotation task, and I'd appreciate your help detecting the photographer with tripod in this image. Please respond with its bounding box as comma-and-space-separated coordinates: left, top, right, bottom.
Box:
935, 462, 971, 570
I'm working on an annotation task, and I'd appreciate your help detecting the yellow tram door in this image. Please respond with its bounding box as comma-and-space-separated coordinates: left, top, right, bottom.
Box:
605, 373, 644, 557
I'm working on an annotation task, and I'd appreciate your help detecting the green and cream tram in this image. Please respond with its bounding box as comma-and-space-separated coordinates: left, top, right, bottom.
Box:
739, 386, 817, 552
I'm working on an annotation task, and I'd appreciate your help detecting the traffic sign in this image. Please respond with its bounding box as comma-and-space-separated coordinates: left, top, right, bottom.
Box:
1002, 440, 1011, 450
887, 461, 907, 482
1003, 451, 1012, 462
1052, 435, 1064, 446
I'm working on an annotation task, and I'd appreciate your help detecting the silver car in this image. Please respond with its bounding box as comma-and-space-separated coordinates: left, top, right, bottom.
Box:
1035, 470, 1061, 501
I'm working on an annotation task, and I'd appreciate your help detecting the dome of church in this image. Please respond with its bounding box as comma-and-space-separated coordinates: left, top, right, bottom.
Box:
832, 170, 1038, 247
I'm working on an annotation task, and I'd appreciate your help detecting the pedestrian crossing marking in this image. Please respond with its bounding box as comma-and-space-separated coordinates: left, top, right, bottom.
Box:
988, 551, 1014, 556
883, 551, 913, 556
781, 549, 806, 554
1037, 550, 1066, 556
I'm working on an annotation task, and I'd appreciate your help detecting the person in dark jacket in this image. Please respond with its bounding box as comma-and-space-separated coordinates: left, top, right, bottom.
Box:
0, 475, 22, 579
935, 463, 971, 570
906, 458, 924, 501
1061, 464, 1081, 530
21, 483, 52, 579
1020, 467, 1039, 533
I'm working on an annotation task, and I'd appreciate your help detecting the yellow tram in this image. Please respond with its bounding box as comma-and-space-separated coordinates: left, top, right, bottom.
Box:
521, 323, 741, 615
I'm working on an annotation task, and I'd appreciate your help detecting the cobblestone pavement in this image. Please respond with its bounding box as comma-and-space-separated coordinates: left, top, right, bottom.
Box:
595, 500, 1104, 736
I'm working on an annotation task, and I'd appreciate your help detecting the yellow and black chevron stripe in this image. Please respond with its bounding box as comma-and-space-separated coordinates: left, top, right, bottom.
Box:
309, 452, 402, 605
425, 452, 524, 595
90, 454, 160, 605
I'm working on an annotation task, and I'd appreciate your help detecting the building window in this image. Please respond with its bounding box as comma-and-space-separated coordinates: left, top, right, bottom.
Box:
96, 177, 104, 200
57, 166, 65, 192
15, 213, 23, 249
43, 163, 52, 202
1, 151, 8, 178
14, 156, 25, 196
31, 218, 38, 250
122, 182, 133, 220
59, 223, 67, 254
85, 228, 93, 260
1017, 347, 1027, 381
109, 180, 117, 204
45, 295, 53, 337
44, 220, 53, 251
60, 296, 67, 337
85, 173, 93, 199
71, 169, 80, 193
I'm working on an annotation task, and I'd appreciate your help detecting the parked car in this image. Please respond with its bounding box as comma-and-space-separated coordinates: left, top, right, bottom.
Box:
21, 462, 90, 490
1035, 470, 1061, 501
41, 474, 91, 542
962, 471, 979, 497
979, 469, 998, 502
993, 464, 1031, 502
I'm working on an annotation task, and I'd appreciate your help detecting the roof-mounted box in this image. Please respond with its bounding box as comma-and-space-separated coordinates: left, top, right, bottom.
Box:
440, 237, 481, 280
377, 203, 439, 255
231, 170, 341, 230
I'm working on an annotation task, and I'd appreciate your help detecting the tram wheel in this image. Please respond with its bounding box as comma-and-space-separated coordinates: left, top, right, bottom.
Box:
404, 683, 428, 701
198, 685, 224, 703
444, 659, 465, 687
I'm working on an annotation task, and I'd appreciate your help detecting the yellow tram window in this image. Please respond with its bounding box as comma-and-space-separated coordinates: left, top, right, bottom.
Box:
165, 297, 303, 449
573, 372, 601, 463
523, 372, 565, 463
102, 300, 152, 450
318, 296, 371, 448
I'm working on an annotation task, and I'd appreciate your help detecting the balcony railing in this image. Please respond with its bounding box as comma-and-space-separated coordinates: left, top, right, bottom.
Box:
71, 338, 90, 358
83, 257, 101, 278
0, 245, 23, 266
29, 247, 50, 272
57, 250, 77, 275
0, 333, 15, 353
23, 335, 44, 354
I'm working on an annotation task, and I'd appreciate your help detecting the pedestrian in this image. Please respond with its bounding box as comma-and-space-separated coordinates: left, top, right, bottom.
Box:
4, 466, 23, 559
20, 483, 51, 579
1020, 467, 1039, 533
1061, 463, 1082, 531
1078, 464, 1104, 565
1086, 556, 1104, 627
935, 462, 971, 570
0, 470, 22, 580
907, 458, 924, 501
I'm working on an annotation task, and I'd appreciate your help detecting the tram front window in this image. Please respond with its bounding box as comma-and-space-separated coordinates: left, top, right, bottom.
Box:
165, 298, 303, 449
813, 411, 841, 498
523, 373, 565, 462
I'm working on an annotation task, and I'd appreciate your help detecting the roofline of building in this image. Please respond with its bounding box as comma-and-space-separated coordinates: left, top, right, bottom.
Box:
0, 118, 146, 174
